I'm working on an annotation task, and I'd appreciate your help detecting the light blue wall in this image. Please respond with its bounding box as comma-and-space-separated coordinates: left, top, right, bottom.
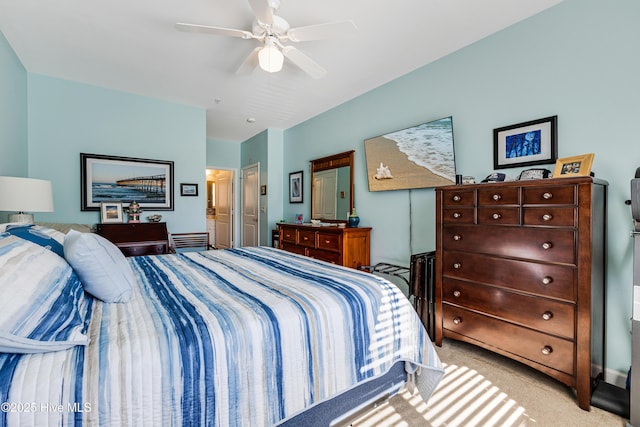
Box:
0, 31, 27, 176
283, 0, 640, 377
266, 129, 284, 242
207, 138, 240, 169
27, 74, 207, 232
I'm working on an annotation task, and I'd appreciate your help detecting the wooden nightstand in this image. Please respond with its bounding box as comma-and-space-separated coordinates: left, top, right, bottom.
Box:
96, 222, 169, 256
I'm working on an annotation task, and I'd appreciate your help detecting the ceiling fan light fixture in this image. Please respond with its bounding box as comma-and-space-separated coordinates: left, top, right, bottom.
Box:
258, 43, 284, 73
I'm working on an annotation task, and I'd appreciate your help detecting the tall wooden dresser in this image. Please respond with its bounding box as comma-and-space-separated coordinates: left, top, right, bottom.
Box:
277, 223, 371, 269
434, 177, 607, 410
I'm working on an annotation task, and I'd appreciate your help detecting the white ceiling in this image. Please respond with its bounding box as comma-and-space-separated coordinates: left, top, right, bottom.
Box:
0, 0, 562, 143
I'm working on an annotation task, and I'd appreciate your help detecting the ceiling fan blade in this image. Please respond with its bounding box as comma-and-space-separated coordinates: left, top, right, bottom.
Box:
286, 20, 358, 42
281, 45, 326, 79
236, 47, 261, 75
175, 23, 254, 40
248, 0, 274, 26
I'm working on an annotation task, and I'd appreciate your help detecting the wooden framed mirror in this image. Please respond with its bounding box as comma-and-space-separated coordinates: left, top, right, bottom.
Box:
310, 150, 354, 222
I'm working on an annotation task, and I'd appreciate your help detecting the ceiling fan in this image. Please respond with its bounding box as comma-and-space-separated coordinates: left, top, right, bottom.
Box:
175, 0, 357, 78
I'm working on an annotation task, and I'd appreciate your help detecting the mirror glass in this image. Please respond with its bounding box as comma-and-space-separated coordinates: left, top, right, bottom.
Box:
310, 151, 354, 221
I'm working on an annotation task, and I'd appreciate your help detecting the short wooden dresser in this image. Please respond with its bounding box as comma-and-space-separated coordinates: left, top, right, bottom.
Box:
434, 177, 607, 410
277, 223, 371, 269
96, 222, 169, 256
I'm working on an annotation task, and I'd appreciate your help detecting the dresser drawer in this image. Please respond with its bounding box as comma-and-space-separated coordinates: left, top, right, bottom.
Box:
443, 305, 575, 375
298, 229, 317, 248
442, 207, 475, 224
443, 278, 575, 338
443, 225, 576, 264
478, 187, 519, 205
308, 248, 341, 264
442, 190, 475, 207
523, 207, 576, 227
119, 242, 167, 257
316, 232, 341, 252
442, 252, 575, 301
477, 207, 520, 225
281, 242, 306, 256
281, 228, 297, 244
523, 185, 575, 205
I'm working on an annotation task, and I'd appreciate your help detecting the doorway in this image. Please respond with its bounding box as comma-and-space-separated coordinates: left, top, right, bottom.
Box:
241, 163, 259, 247
206, 168, 235, 249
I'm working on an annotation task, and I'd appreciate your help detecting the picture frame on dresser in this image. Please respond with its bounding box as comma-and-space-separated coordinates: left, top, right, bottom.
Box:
289, 171, 303, 203
81, 153, 174, 211
493, 116, 558, 169
552, 153, 595, 178
100, 202, 124, 223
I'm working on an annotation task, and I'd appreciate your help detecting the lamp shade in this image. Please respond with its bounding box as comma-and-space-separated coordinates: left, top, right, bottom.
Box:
258, 44, 284, 73
0, 177, 54, 223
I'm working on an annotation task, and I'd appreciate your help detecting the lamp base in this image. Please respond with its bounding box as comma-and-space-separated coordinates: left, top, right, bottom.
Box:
8, 213, 34, 224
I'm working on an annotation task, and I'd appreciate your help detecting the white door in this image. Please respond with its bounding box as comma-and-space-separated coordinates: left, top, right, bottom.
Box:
242, 164, 259, 247
214, 170, 233, 249
313, 169, 338, 219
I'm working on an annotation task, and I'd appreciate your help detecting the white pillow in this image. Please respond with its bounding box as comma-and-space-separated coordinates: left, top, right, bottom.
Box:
64, 230, 134, 303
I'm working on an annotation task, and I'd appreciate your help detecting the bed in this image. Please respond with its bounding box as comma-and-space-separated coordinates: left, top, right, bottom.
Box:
0, 224, 443, 426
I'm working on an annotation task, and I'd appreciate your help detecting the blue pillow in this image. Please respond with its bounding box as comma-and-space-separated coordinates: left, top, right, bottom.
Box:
0, 234, 91, 353
5, 224, 64, 257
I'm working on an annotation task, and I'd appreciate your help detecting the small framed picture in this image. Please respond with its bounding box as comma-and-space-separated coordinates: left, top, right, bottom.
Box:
493, 116, 558, 169
289, 171, 303, 203
180, 183, 198, 196
552, 153, 595, 178
100, 202, 124, 223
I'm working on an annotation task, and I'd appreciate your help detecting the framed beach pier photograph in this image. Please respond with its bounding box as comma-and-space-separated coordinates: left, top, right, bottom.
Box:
81, 153, 174, 211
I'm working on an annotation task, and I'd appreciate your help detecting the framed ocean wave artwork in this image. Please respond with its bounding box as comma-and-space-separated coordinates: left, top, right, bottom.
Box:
493, 116, 558, 170
81, 153, 174, 211
364, 116, 457, 191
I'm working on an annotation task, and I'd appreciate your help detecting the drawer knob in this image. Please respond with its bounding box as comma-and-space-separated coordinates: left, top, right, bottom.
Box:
541, 311, 553, 321
452, 195, 461, 202
541, 241, 553, 250
303, 236, 309, 241
542, 276, 553, 285
453, 234, 462, 241
453, 262, 462, 269
492, 212, 501, 220
453, 290, 461, 298
541, 346, 553, 355
453, 317, 462, 325
452, 212, 461, 218
543, 192, 553, 200
324, 239, 330, 244
542, 213, 553, 221
492, 194, 501, 201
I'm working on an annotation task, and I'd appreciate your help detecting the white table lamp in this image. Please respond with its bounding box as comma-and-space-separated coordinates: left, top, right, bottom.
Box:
0, 176, 54, 224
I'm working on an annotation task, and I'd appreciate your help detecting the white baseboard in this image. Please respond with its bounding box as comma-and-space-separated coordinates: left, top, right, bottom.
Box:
606, 367, 629, 389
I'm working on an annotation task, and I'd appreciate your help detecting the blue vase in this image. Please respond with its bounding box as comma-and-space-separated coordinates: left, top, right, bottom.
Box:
348, 210, 360, 227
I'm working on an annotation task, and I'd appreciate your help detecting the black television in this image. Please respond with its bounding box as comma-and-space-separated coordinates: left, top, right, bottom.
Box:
364, 116, 456, 192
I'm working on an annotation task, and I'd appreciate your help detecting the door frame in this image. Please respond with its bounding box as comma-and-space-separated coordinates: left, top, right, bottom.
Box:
206, 166, 237, 248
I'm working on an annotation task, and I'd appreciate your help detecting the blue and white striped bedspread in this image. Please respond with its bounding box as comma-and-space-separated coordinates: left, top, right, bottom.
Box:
0, 246, 443, 426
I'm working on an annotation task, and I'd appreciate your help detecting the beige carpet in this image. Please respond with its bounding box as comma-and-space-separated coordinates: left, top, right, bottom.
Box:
351, 340, 626, 427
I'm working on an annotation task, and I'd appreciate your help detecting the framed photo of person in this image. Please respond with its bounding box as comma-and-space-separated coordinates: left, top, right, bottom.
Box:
552, 153, 595, 178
